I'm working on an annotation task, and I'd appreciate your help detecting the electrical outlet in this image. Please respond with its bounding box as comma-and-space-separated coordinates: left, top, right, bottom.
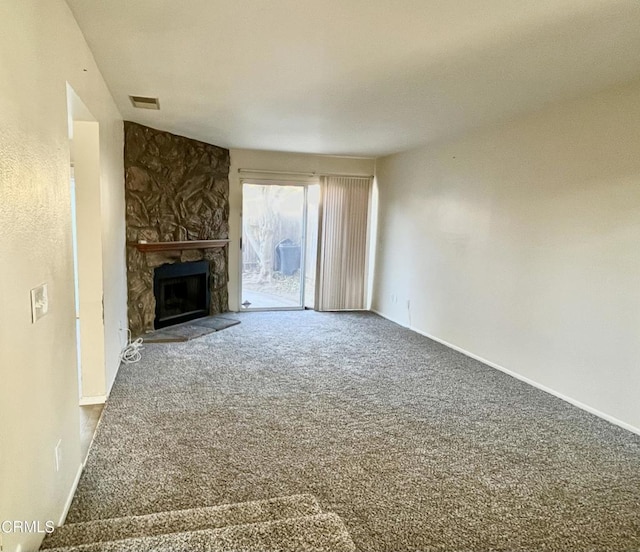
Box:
54, 440, 62, 473
30, 283, 49, 322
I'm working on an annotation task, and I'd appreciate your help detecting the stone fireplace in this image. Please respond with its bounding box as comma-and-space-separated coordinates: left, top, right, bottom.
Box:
124, 122, 230, 336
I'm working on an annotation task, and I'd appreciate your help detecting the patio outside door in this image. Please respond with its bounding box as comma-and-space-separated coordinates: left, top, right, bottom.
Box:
241, 182, 307, 310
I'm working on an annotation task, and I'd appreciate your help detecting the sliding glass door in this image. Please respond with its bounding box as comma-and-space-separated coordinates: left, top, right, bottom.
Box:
241, 182, 307, 310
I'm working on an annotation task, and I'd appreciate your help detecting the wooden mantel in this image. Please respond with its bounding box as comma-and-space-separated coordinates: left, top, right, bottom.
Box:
128, 239, 230, 253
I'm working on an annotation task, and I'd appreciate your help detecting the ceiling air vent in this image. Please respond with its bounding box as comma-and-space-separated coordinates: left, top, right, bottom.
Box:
129, 95, 160, 110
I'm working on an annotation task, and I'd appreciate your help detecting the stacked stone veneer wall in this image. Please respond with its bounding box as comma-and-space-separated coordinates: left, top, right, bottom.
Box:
124, 122, 230, 335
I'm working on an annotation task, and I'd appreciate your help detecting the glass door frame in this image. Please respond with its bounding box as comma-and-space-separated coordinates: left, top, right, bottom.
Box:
239, 179, 310, 311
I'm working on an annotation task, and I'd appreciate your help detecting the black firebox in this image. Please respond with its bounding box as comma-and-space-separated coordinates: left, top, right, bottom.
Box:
153, 260, 210, 329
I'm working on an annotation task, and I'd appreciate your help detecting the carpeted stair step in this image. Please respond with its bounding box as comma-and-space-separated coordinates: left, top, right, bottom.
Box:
44, 512, 355, 552
41, 494, 321, 550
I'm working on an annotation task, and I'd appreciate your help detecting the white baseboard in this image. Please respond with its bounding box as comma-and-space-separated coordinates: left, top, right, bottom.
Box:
58, 462, 83, 526
371, 309, 640, 437
370, 308, 405, 328
79, 395, 106, 406
107, 363, 118, 398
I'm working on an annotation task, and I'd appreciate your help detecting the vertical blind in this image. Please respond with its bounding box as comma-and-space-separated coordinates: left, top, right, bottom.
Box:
317, 176, 372, 311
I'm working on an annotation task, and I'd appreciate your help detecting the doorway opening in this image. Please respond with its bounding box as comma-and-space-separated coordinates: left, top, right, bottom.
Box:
240, 182, 320, 310
67, 84, 106, 405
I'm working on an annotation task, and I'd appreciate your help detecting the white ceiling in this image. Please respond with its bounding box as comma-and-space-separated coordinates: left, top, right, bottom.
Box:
66, 0, 640, 157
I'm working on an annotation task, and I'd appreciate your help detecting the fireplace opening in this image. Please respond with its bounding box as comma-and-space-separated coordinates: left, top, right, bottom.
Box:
153, 260, 210, 329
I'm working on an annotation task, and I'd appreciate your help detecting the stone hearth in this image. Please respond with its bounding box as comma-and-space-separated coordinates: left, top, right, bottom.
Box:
124, 122, 230, 336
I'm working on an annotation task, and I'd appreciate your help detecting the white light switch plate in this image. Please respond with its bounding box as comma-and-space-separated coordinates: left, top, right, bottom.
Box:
31, 283, 48, 323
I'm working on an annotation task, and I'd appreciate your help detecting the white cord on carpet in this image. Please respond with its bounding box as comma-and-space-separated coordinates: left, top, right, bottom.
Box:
120, 329, 144, 364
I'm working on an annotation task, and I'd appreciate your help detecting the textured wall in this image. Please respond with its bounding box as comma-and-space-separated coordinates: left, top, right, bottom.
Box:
0, 2, 125, 550
125, 122, 230, 335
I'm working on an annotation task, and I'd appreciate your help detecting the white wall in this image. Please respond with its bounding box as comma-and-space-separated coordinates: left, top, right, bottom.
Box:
98, 114, 128, 397
72, 121, 107, 401
374, 79, 640, 433
0, 1, 126, 550
228, 149, 375, 311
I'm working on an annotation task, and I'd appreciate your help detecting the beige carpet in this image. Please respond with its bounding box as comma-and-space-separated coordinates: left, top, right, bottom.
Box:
66, 311, 640, 551
42, 495, 354, 551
